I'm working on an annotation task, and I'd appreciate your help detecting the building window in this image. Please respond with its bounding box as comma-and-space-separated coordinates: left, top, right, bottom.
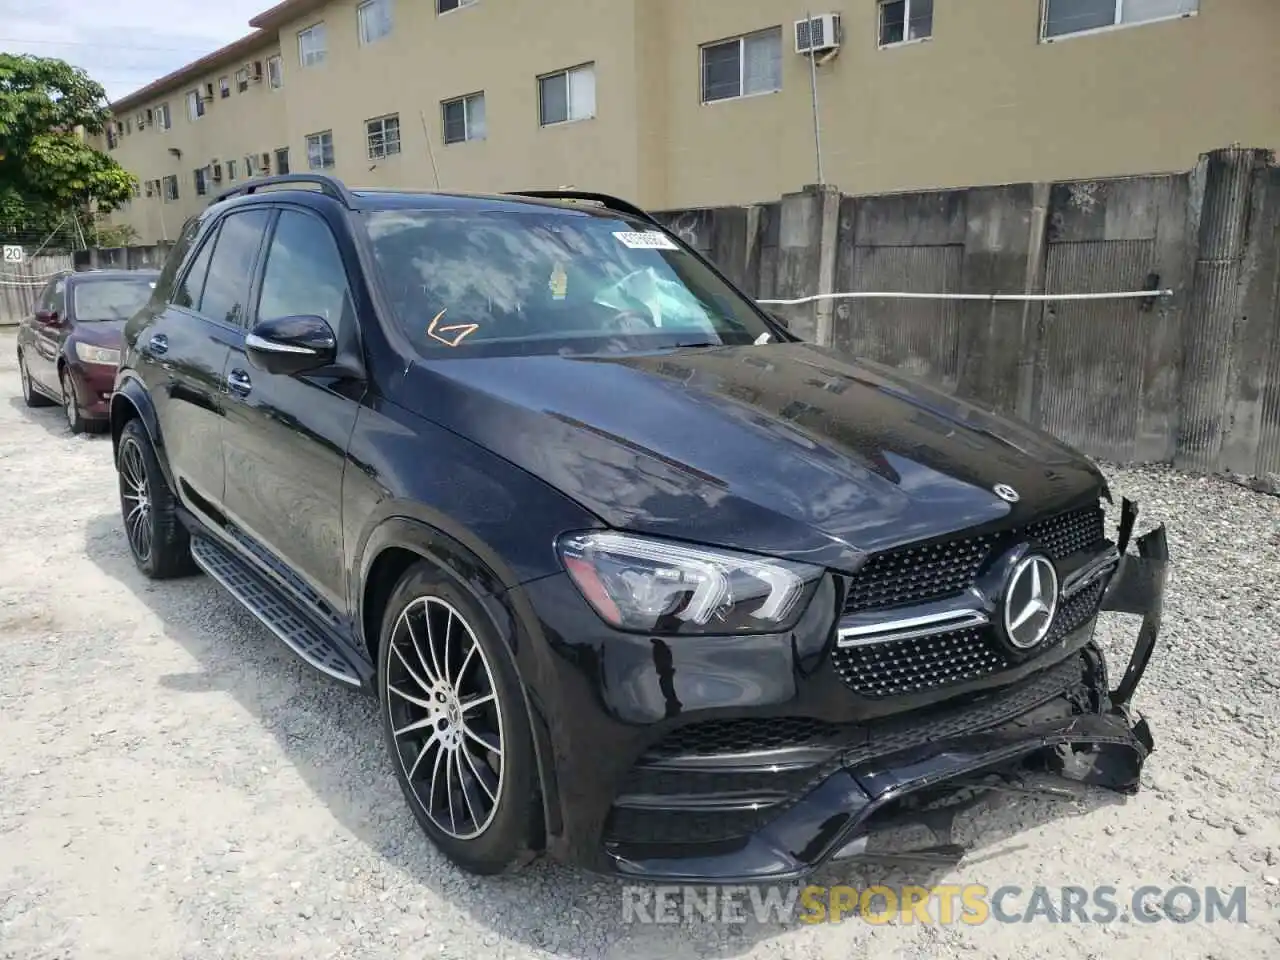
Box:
194, 168, 208, 196
236, 67, 250, 92
106, 128, 117, 149
538, 63, 595, 126
442, 92, 486, 144
219, 76, 231, 98
306, 130, 335, 169
245, 154, 258, 177
1042, 0, 1197, 39
124, 118, 132, 135
438, 0, 476, 12
186, 90, 204, 120
156, 102, 171, 130
700, 27, 782, 103
267, 55, 283, 89
879, 0, 933, 45
298, 23, 328, 67
358, 0, 393, 44
275, 147, 291, 175
366, 114, 402, 159
163, 175, 179, 201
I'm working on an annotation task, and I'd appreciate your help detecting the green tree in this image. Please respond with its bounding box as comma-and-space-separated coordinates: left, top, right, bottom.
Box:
0, 53, 136, 240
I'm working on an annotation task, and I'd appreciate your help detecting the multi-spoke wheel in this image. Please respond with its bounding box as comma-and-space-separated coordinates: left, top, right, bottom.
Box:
378, 564, 540, 874
61, 368, 87, 434
18, 352, 54, 408
115, 418, 197, 580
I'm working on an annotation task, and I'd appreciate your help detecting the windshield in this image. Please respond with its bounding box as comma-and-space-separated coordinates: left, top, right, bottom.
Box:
73, 278, 155, 322
362, 208, 775, 357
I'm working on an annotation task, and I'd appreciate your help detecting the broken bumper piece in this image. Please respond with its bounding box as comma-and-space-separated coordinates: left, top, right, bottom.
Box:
609, 501, 1169, 884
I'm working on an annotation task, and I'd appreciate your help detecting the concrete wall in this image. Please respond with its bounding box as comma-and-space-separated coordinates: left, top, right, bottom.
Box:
653, 146, 1280, 484
96, 0, 1280, 244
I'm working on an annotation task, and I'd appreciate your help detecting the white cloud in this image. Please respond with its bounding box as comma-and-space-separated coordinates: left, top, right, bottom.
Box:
0, 0, 270, 100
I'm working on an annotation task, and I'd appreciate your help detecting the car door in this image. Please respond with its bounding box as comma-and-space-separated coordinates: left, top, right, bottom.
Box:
30, 275, 67, 391
139, 208, 272, 520
220, 205, 365, 626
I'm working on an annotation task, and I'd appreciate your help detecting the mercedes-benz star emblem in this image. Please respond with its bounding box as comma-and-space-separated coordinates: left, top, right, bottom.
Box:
993, 483, 1020, 503
1002, 554, 1059, 650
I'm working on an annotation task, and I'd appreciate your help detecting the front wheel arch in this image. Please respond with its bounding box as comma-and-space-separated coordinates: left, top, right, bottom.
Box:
358, 521, 555, 851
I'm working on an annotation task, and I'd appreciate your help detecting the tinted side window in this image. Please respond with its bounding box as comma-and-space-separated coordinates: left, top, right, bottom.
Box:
257, 210, 353, 335
49, 278, 67, 313
153, 216, 203, 302
173, 228, 217, 309
199, 209, 272, 327
33, 278, 57, 313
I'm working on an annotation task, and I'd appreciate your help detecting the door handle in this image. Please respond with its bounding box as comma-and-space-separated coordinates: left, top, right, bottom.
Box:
227, 369, 252, 396
148, 333, 168, 355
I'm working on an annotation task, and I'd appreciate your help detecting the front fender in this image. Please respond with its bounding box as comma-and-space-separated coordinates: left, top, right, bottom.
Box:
110, 373, 176, 494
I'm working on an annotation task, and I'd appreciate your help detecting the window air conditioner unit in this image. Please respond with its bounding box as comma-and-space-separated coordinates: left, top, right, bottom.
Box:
794, 13, 842, 55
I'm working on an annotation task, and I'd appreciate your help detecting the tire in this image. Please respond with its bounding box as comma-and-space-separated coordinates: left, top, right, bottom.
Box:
116, 418, 198, 579
18, 352, 54, 408
378, 562, 541, 875
60, 367, 87, 435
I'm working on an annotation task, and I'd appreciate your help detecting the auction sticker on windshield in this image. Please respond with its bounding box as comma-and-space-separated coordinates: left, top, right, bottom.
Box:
613, 231, 679, 250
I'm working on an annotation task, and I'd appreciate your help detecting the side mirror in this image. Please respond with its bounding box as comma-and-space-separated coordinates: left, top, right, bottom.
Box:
245, 315, 336, 376
35, 309, 60, 326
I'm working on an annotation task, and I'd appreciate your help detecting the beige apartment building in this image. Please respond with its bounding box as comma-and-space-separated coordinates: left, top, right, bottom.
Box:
100, 0, 1280, 244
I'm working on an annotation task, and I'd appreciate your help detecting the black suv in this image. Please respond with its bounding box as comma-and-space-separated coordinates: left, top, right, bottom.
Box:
111, 174, 1169, 882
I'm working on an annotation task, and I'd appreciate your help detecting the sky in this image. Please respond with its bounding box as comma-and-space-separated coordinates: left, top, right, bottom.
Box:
0, 0, 269, 102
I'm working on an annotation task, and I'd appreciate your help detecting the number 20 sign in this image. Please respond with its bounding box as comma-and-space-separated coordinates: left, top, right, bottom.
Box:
2, 245, 23, 264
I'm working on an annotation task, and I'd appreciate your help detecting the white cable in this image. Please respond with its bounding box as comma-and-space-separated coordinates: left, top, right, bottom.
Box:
758, 289, 1174, 306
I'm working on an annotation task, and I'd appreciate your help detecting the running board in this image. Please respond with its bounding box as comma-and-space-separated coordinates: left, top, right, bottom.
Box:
190, 535, 361, 686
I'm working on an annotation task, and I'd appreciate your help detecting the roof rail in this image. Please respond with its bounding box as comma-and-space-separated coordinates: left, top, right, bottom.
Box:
211, 174, 355, 208
502, 189, 661, 226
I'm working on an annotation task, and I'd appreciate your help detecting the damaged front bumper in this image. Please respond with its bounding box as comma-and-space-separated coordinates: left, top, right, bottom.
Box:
607, 500, 1169, 884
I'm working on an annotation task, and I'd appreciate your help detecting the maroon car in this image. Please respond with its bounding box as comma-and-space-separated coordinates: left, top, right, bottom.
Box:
16, 269, 160, 433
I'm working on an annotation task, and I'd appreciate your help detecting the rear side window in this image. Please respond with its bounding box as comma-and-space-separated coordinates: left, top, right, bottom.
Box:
173, 229, 217, 309
74, 279, 156, 322
198, 209, 272, 326
257, 209, 353, 336
153, 216, 203, 302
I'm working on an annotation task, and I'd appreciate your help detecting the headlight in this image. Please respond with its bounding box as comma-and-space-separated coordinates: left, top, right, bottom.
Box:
558, 531, 823, 635
75, 343, 120, 366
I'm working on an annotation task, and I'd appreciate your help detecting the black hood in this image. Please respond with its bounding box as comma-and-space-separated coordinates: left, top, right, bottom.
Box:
399, 343, 1106, 573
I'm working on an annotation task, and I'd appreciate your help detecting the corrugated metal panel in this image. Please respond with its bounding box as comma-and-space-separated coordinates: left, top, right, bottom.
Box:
1038, 239, 1155, 462
1257, 294, 1280, 475
832, 245, 964, 392
0, 254, 74, 326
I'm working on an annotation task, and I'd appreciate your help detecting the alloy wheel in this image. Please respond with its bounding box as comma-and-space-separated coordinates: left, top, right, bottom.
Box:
118, 439, 153, 563
384, 596, 505, 840
61, 372, 77, 430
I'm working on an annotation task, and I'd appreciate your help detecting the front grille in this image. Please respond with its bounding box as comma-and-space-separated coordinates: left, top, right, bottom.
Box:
832, 569, 1107, 699
644, 717, 839, 758
843, 505, 1105, 615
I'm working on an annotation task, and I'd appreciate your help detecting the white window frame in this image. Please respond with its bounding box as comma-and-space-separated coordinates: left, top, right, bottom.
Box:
227, 159, 238, 181
1040, 0, 1198, 42
366, 113, 402, 159
357, 0, 393, 45
699, 27, 782, 105
437, 0, 477, 14
186, 90, 204, 121
538, 62, 596, 127
306, 130, 335, 170
877, 0, 934, 48
442, 92, 486, 144
298, 23, 328, 67
267, 55, 284, 89
236, 67, 249, 92
162, 175, 179, 202
156, 102, 171, 130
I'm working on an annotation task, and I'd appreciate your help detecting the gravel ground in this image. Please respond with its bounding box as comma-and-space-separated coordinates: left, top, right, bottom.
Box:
0, 328, 1277, 959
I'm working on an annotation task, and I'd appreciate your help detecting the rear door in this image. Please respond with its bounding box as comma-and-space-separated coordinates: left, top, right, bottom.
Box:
140, 208, 272, 520
220, 205, 365, 623
30, 276, 67, 391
